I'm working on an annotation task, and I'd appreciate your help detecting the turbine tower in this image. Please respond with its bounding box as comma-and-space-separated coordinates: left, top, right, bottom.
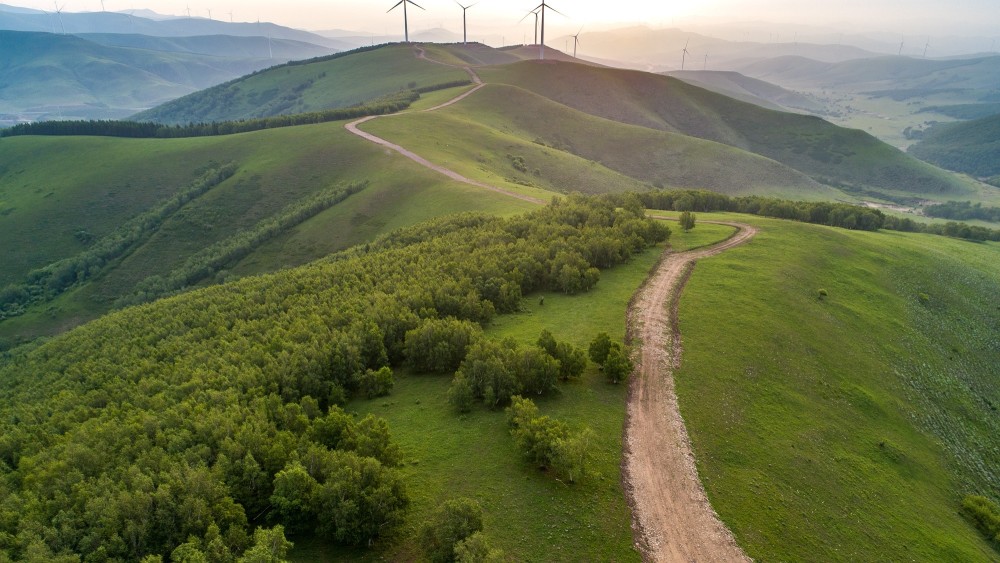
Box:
923, 37, 930, 58
388, 0, 424, 44
519, 8, 539, 45
571, 27, 582, 58
898, 35, 904, 56
522, 2, 563, 60
681, 39, 690, 71
455, 2, 476, 45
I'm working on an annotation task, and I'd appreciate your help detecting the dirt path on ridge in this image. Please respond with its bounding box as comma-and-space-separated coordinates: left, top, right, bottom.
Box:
348, 43, 758, 560
345, 46, 542, 204
624, 222, 758, 563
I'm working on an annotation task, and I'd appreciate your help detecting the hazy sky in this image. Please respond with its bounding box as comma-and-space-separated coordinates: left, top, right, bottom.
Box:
10, 0, 1000, 36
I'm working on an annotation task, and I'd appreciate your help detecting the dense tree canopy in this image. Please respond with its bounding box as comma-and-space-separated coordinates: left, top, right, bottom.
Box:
0, 194, 668, 560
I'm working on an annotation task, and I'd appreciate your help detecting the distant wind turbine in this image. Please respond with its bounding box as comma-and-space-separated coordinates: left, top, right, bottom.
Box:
100, 0, 105, 12
522, 2, 564, 60
518, 8, 540, 45
388, 0, 424, 44
227, 10, 233, 23
681, 38, 690, 71
704, 54, 708, 70
186, 5, 191, 17
53, 2, 66, 34
923, 37, 930, 58
571, 27, 582, 58
455, 1, 475, 45
258, 18, 273, 59
206, 8, 212, 20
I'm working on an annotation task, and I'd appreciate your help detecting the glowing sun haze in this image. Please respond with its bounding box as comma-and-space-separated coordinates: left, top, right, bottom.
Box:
9, 0, 1000, 35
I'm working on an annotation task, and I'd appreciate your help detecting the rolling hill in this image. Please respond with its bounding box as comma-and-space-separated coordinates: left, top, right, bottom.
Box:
665, 70, 825, 113
76, 33, 333, 61
908, 113, 1000, 177
0, 30, 329, 121
132, 44, 471, 123
0, 118, 538, 348
1, 30, 1000, 563
738, 54, 1000, 94
480, 60, 973, 198
365, 82, 838, 199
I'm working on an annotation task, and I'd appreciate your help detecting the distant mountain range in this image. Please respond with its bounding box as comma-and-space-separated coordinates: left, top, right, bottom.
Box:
0, 4, 350, 48
0, 30, 335, 122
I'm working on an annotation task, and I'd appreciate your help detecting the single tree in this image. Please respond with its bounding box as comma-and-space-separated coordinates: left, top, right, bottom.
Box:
679, 211, 696, 232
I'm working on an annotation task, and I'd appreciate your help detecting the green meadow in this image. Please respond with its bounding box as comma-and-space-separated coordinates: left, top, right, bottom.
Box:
673, 214, 1000, 561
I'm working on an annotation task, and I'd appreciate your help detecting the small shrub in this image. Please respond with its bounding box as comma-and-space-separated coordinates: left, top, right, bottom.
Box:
588, 332, 612, 365
419, 498, 484, 563
358, 367, 394, 399
961, 495, 1000, 543
818, 288, 829, 299
918, 292, 931, 304
448, 375, 475, 413
603, 343, 633, 384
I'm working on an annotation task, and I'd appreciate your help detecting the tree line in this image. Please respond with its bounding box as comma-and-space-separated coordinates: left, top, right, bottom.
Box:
0, 164, 238, 322
923, 200, 1000, 223
637, 189, 1000, 242
0, 194, 667, 561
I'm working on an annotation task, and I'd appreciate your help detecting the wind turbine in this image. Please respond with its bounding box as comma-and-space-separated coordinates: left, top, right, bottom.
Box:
53, 2, 66, 34
455, 1, 475, 45
227, 10, 233, 23
258, 18, 273, 59
898, 35, 904, 56
522, 2, 563, 60
518, 8, 539, 45
206, 8, 212, 20
923, 37, 930, 58
388, 0, 424, 44
100, 0, 105, 12
186, 4, 191, 17
703, 54, 708, 70
571, 27, 582, 58
681, 38, 690, 71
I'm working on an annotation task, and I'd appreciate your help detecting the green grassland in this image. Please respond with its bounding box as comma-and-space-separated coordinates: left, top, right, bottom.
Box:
480, 61, 975, 199
909, 113, 1000, 178
441, 84, 841, 199
313, 223, 740, 562
0, 121, 535, 347
134, 44, 469, 124
672, 214, 1000, 561
361, 104, 652, 196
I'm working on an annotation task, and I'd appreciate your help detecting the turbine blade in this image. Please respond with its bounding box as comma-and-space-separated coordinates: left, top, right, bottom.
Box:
387, 0, 404, 13
545, 4, 567, 17
408, 0, 426, 10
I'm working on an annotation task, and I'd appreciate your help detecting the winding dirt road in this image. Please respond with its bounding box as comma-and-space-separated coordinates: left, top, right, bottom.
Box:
345, 45, 757, 560
344, 48, 543, 204
624, 222, 757, 563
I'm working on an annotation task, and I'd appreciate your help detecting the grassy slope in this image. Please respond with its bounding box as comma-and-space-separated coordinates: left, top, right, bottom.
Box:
0, 121, 536, 347
672, 214, 1000, 561
297, 224, 739, 562
909, 113, 1000, 177
442, 83, 842, 199
361, 103, 652, 196
480, 61, 974, 198
667, 70, 824, 113
134, 44, 469, 123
